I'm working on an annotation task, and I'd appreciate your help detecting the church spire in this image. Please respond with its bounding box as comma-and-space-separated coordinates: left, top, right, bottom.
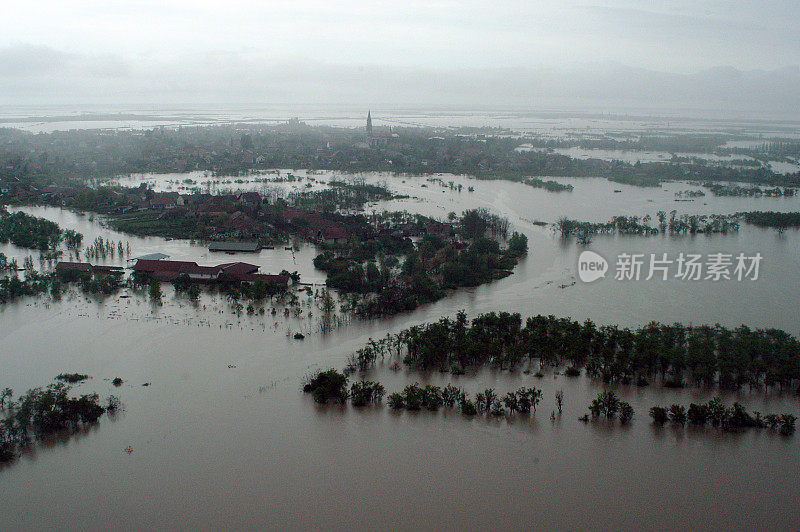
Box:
366, 110, 373, 140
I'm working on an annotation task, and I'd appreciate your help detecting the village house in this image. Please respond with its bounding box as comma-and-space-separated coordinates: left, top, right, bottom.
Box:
237, 192, 262, 206
55, 262, 124, 274
282, 208, 350, 244
150, 192, 184, 210
316, 225, 348, 244
130, 259, 292, 287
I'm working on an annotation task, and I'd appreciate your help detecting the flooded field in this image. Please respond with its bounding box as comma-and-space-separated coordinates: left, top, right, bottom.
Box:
2, 172, 800, 530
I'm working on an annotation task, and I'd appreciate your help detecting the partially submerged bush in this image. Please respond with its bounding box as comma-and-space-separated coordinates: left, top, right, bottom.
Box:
56, 373, 89, 384
460, 398, 477, 416
387, 392, 405, 410
441, 384, 464, 407
650, 406, 668, 425
668, 404, 687, 425
402, 384, 424, 411
0, 382, 110, 463
350, 381, 385, 407
107, 395, 121, 413
619, 402, 635, 424
589, 391, 621, 419
421, 385, 443, 411
302, 369, 348, 404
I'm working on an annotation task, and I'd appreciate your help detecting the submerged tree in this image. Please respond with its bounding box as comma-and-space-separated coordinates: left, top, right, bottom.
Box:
350, 381, 385, 407
302, 369, 348, 404
148, 280, 162, 301
619, 402, 634, 424
0, 388, 12, 409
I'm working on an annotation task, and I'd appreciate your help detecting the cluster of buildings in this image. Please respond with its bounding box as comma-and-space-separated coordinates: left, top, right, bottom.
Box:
130, 259, 291, 286
55, 258, 292, 288
384, 220, 455, 239
1, 178, 358, 245
282, 208, 349, 244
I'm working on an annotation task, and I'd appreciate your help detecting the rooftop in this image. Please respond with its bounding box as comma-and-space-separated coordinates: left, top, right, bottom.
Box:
208, 242, 260, 252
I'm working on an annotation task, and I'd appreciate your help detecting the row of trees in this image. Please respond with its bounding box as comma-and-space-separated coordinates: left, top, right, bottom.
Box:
557, 209, 800, 240
704, 183, 796, 197
289, 180, 395, 212
169, 271, 296, 304
54, 267, 124, 297
523, 177, 574, 192
300, 372, 796, 440
302, 370, 555, 419
741, 211, 800, 231
355, 312, 800, 395
386, 383, 546, 418
556, 211, 740, 239
2, 263, 130, 304
0, 271, 51, 303
649, 398, 796, 436
82, 236, 129, 261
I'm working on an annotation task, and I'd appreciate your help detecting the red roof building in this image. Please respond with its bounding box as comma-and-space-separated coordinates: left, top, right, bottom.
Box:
217, 262, 260, 276
131, 259, 285, 284
55, 262, 92, 272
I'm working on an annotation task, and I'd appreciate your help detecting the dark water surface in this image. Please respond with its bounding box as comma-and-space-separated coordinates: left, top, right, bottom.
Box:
1, 174, 799, 530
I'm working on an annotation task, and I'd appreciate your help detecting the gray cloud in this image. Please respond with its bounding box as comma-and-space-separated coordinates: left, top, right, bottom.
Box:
0, 44, 798, 118
0, 44, 71, 76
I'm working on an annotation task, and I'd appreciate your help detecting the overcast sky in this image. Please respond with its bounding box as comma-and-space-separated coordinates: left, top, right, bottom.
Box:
1, 1, 799, 113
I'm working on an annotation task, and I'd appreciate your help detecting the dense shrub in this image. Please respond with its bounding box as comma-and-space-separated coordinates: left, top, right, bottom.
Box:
302, 369, 348, 404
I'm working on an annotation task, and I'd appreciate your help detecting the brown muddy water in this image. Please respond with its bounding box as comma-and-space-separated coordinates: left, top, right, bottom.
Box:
1, 174, 799, 530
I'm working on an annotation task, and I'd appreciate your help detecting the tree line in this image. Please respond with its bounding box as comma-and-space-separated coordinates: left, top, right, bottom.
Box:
648, 398, 795, 436
704, 183, 796, 197
302, 369, 556, 419
556, 211, 740, 240
523, 177, 574, 192
740, 211, 800, 231
346, 312, 800, 395
301, 370, 796, 439
0, 207, 65, 251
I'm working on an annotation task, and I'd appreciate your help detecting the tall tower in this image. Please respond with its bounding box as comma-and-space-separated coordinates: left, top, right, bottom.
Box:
366, 110, 373, 142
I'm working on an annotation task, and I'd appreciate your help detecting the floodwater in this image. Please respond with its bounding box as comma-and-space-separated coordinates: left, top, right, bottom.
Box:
2, 172, 800, 530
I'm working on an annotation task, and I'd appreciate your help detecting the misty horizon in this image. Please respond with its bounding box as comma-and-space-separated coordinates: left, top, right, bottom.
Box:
2, 1, 800, 118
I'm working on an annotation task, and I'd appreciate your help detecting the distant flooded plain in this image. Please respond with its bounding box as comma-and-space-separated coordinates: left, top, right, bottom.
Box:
1, 172, 799, 530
